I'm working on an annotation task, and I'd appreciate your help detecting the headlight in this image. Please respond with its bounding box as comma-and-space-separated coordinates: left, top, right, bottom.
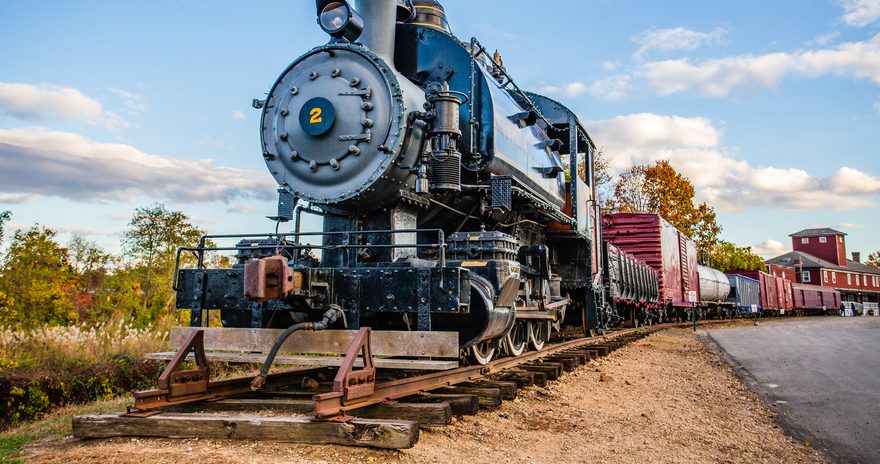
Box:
317, 1, 363, 42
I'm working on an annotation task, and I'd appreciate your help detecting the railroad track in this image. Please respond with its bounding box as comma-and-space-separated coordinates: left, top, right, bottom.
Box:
72, 321, 719, 449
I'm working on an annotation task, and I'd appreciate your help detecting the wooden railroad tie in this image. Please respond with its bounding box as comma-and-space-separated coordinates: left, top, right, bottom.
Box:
434, 386, 502, 408
520, 363, 561, 380
459, 380, 517, 400
406, 393, 480, 416
73, 413, 419, 449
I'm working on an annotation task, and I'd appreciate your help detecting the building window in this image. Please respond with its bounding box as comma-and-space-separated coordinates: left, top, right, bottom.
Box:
801, 237, 809, 244
823, 270, 828, 282
847, 274, 852, 285
856, 275, 860, 285
839, 236, 843, 243
832, 272, 837, 284
819, 236, 827, 243
802, 271, 811, 283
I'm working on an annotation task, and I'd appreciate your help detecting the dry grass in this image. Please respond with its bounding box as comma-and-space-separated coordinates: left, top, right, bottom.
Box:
0, 321, 168, 372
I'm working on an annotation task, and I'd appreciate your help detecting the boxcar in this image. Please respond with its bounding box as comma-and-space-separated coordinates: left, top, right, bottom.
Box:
726, 274, 761, 314
791, 283, 840, 315
602, 213, 699, 314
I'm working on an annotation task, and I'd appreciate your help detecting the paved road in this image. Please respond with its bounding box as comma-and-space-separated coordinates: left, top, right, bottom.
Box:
708, 317, 880, 464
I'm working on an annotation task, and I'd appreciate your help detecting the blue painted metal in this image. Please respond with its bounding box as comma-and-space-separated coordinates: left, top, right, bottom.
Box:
726, 274, 761, 313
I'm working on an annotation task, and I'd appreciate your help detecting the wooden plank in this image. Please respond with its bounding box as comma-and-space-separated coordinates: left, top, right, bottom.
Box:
434, 387, 501, 408
521, 364, 560, 380
495, 371, 535, 387
567, 349, 598, 361
542, 356, 577, 371
407, 394, 479, 416
145, 351, 459, 371
355, 402, 451, 426
72, 413, 418, 449
170, 327, 458, 358
460, 380, 517, 400
184, 398, 450, 426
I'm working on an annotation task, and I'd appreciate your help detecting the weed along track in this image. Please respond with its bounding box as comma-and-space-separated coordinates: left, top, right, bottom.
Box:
71, 322, 713, 449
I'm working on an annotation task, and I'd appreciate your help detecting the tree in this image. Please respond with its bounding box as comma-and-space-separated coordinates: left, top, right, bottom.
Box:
122, 204, 206, 324
692, 202, 722, 265
867, 251, 880, 268
0, 226, 78, 328
710, 240, 766, 273
611, 164, 652, 213
0, 210, 10, 245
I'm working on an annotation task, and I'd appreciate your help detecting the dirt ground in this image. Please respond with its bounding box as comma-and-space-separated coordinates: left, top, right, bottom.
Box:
22, 327, 824, 464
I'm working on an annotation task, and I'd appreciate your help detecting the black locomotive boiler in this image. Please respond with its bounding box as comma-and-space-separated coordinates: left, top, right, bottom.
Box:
175, 0, 607, 364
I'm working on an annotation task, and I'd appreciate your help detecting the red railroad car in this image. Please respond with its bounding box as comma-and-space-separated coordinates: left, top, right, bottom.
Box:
602, 213, 699, 313
791, 283, 840, 314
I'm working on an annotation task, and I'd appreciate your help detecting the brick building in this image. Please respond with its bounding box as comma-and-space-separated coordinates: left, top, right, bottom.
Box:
766, 228, 880, 304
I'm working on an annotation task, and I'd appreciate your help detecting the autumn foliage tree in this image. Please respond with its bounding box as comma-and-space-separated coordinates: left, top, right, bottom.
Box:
867, 251, 880, 268
609, 160, 763, 268
122, 203, 206, 325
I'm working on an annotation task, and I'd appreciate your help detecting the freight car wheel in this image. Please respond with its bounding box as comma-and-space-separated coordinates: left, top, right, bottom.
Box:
470, 340, 497, 365
528, 320, 551, 351
504, 321, 528, 357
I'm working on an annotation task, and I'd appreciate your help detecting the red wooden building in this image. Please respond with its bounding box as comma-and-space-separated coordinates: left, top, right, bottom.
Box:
765, 228, 880, 304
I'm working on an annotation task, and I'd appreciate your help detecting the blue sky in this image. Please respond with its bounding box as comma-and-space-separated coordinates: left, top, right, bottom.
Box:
0, 0, 878, 259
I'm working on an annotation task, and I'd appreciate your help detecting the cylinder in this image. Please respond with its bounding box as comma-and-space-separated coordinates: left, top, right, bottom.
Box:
356, 0, 397, 62
428, 150, 461, 190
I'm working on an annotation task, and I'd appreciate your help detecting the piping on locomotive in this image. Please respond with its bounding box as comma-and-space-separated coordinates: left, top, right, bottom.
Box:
173, 0, 608, 365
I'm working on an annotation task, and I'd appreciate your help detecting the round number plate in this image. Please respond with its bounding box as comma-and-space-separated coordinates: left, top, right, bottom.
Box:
299, 97, 335, 136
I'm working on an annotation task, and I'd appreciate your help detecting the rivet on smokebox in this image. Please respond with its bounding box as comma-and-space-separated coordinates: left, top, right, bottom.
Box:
361, 102, 373, 111
280, 108, 289, 116
350, 77, 360, 87
309, 71, 318, 80
290, 86, 298, 95
290, 151, 299, 161
331, 68, 341, 77
348, 145, 360, 156
361, 118, 373, 128
329, 158, 340, 170
309, 160, 318, 171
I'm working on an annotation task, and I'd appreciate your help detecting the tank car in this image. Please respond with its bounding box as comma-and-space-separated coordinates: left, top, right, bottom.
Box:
697, 265, 732, 318
174, 0, 606, 365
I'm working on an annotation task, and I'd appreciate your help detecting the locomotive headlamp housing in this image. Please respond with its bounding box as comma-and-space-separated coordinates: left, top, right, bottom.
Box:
317, 1, 363, 42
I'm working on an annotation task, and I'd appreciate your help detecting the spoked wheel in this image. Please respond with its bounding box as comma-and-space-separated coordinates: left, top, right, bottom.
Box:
504, 321, 528, 357
470, 340, 497, 365
528, 320, 551, 351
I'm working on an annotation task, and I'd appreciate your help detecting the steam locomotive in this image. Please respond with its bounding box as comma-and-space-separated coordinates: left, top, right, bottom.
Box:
175, 0, 606, 364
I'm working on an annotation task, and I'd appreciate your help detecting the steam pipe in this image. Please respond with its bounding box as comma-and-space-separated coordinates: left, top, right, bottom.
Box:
356, 0, 397, 63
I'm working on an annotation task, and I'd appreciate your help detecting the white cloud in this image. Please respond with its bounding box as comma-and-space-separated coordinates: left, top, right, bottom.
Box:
837, 222, 862, 229
826, 166, 880, 193
0, 193, 34, 204
536, 82, 588, 97
632, 26, 727, 60
808, 31, 841, 46
0, 127, 276, 203
232, 110, 247, 120
588, 75, 632, 100
227, 204, 257, 214
751, 239, 789, 258
110, 87, 147, 115
601, 60, 621, 71
841, 0, 880, 27
641, 33, 880, 97
0, 82, 129, 130
588, 112, 880, 212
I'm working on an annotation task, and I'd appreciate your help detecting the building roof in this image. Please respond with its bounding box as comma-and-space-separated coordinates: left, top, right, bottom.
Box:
846, 259, 880, 275
767, 250, 844, 270
789, 227, 846, 238
766, 250, 880, 275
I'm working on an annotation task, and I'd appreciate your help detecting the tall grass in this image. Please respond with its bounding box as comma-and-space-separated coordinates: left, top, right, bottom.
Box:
0, 321, 168, 373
